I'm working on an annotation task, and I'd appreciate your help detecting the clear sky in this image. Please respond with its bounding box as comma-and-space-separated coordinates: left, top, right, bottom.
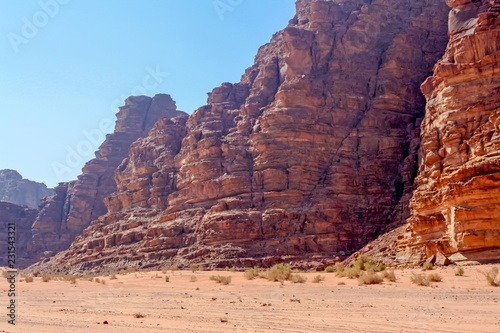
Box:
0, 0, 296, 188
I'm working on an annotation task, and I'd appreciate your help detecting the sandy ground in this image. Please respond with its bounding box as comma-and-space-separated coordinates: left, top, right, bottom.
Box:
1, 265, 499, 333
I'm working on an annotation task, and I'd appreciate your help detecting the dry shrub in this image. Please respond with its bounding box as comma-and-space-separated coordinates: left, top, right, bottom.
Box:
455, 266, 465, 277
422, 262, 433, 271
383, 269, 397, 282
312, 275, 325, 283
358, 271, 384, 285
210, 275, 231, 285
244, 267, 260, 280
110, 274, 118, 280
165, 276, 170, 283
25, 276, 34, 283
41, 274, 52, 282
428, 273, 443, 282
290, 274, 307, 284
482, 267, 500, 287
334, 263, 345, 276
189, 276, 197, 283
267, 263, 292, 282
411, 273, 430, 286
353, 255, 385, 272
190, 263, 200, 273
134, 313, 145, 318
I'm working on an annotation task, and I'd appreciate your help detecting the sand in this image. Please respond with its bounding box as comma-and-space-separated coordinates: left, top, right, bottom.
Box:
1, 265, 499, 333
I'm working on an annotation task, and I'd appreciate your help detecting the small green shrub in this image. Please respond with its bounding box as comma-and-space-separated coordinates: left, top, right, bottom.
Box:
267, 263, 292, 282
422, 262, 433, 271
324, 266, 335, 273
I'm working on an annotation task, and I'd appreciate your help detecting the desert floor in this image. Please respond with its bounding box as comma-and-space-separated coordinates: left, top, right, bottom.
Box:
1, 265, 499, 333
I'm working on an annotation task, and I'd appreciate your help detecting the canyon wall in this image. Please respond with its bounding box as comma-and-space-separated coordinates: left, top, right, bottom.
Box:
0, 170, 53, 209
31, 0, 450, 273
27, 94, 186, 263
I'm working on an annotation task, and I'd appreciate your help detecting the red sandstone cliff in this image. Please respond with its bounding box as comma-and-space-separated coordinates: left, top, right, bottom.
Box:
348, 0, 500, 267
30, 0, 451, 273
27, 94, 186, 263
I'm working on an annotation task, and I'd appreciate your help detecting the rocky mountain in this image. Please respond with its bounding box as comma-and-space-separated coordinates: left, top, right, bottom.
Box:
347, 0, 500, 266
29, 0, 451, 274
26, 94, 186, 262
0, 169, 53, 209
0, 202, 38, 267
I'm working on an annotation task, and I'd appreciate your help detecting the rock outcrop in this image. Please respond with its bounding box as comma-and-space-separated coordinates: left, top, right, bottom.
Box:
0, 170, 53, 209
27, 94, 186, 262
348, 0, 500, 266
30, 0, 450, 274
0, 202, 38, 267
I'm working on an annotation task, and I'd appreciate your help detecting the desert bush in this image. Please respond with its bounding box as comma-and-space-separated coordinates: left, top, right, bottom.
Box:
244, 267, 260, 280
110, 274, 118, 280
422, 262, 433, 271
353, 255, 385, 272
134, 313, 145, 318
267, 263, 292, 282
190, 263, 200, 273
383, 269, 397, 282
411, 273, 430, 286
358, 271, 384, 285
312, 275, 325, 283
290, 274, 307, 284
25, 276, 34, 283
342, 267, 362, 279
428, 273, 443, 282
210, 275, 232, 285
455, 266, 465, 277
334, 263, 345, 276
41, 274, 52, 282
482, 267, 500, 287
189, 276, 197, 283
165, 276, 170, 282
324, 266, 335, 273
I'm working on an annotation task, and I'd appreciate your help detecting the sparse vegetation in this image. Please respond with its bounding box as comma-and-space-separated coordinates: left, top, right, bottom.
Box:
41, 274, 52, 282
190, 263, 200, 273
358, 271, 384, 285
25, 276, 34, 283
383, 269, 397, 282
290, 274, 307, 284
422, 262, 434, 271
189, 276, 197, 283
353, 255, 385, 272
165, 276, 170, 282
134, 313, 146, 318
428, 273, 443, 282
411, 273, 430, 286
324, 266, 335, 273
110, 274, 118, 280
210, 275, 232, 285
266, 263, 292, 282
482, 267, 500, 287
244, 267, 260, 280
312, 275, 325, 283
334, 263, 346, 276
455, 266, 465, 277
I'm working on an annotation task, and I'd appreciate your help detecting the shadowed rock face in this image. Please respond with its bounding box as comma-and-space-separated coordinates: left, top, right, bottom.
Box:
29, 0, 450, 274
0, 170, 53, 209
26, 94, 186, 264
346, 0, 500, 267
0, 202, 38, 267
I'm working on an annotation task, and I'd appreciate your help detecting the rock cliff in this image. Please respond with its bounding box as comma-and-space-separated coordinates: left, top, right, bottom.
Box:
27, 94, 186, 261
0, 170, 53, 209
0, 202, 38, 267
31, 0, 450, 273
348, 0, 500, 266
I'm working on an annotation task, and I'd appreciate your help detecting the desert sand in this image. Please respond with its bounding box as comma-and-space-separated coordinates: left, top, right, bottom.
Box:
1, 265, 499, 333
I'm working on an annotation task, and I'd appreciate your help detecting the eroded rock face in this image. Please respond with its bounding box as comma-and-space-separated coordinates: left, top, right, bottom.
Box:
0, 202, 38, 267
27, 94, 186, 262
349, 0, 500, 266
30, 0, 450, 273
0, 170, 53, 209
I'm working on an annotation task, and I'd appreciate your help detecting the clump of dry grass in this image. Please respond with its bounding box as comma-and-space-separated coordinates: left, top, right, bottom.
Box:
336, 255, 386, 280
481, 267, 500, 287
266, 263, 292, 282
428, 273, 443, 282
41, 274, 53, 282
244, 267, 260, 280
25, 276, 34, 283
358, 271, 384, 285
312, 275, 325, 283
210, 275, 231, 285
455, 266, 465, 277
290, 274, 307, 284
383, 269, 397, 282
190, 263, 200, 273
422, 262, 433, 271
411, 273, 430, 286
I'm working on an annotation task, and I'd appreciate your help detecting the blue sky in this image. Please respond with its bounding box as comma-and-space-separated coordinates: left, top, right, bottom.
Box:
0, 0, 296, 188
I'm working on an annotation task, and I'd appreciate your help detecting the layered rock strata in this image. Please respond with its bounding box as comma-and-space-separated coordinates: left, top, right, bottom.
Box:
31, 0, 450, 273
27, 94, 186, 261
